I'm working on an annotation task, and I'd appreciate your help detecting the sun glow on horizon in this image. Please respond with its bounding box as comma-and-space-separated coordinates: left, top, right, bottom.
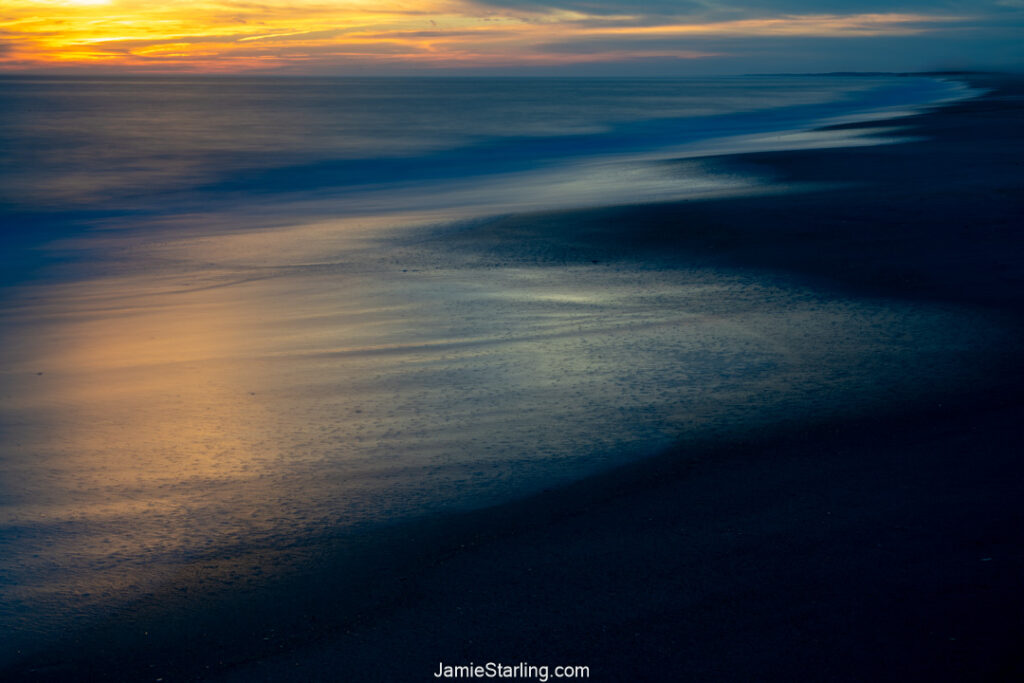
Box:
0, 0, 982, 73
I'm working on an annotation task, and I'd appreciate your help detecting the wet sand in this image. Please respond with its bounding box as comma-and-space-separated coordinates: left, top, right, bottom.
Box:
4, 75, 1024, 681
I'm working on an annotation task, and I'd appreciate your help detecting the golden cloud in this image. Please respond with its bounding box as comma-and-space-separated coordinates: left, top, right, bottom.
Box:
0, 0, 969, 72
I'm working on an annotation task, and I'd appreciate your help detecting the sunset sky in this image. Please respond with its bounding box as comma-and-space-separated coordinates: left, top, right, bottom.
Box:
1, 0, 1022, 75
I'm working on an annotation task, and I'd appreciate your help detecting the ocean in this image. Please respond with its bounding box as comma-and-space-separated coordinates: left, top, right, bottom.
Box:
0, 74, 991, 661
0, 75, 969, 244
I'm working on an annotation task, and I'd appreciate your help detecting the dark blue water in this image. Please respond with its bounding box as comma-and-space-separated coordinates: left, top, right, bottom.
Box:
1, 75, 966, 216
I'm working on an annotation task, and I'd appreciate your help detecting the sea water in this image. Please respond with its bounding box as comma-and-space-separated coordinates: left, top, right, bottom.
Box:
0, 75, 969, 235
0, 75, 988, 659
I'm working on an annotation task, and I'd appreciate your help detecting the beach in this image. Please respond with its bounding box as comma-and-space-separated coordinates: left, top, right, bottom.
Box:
2, 74, 1023, 681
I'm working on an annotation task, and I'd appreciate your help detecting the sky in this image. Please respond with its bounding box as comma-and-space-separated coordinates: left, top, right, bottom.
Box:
0, 0, 1021, 75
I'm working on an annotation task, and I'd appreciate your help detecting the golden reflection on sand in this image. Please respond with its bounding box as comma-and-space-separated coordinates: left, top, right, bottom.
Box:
0, 269, 292, 611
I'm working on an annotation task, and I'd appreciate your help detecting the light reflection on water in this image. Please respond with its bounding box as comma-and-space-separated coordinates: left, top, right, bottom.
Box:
0, 211, 1007, 653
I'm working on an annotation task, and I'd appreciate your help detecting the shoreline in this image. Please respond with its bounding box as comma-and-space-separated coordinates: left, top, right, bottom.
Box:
4, 74, 1024, 681
423, 74, 1023, 309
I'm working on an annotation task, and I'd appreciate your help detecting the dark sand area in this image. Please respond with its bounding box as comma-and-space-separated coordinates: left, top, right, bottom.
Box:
5, 75, 1024, 681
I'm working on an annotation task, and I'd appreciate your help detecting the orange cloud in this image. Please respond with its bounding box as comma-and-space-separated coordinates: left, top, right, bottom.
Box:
0, 1, 969, 72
